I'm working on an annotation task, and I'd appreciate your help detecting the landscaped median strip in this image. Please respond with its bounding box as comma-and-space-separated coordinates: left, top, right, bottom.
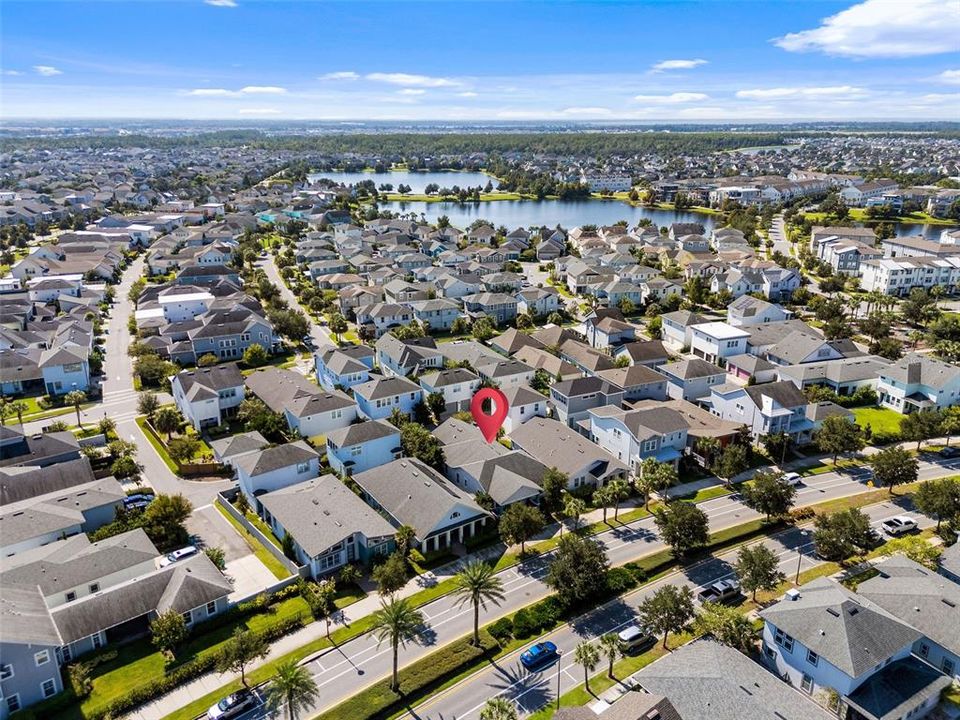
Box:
159, 475, 945, 720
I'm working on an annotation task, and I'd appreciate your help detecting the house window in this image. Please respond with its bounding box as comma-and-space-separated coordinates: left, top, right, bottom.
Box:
800, 674, 813, 693
806, 649, 819, 666
42, 678, 57, 698
0, 663, 13, 680
944, 657, 956, 675
34, 650, 50, 666
6, 695, 20, 713
297, 462, 310, 474
89, 583, 99, 593
773, 628, 794, 653
919, 643, 930, 658
331, 409, 342, 419
92, 633, 102, 650
65, 591, 76, 602
182, 611, 192, 625
207, 601, 217, 616
643, 439, 657, 452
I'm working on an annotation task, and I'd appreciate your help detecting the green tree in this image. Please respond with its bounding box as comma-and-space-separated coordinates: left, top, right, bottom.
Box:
814, 415, 864, 465
813, 508, 875, 563
97, 416, 116, 438
198, 353, 220, 367
216, 628, 269, 687
134, 353, 178, 387
8, 400, 28, 427
453, 561, 505, 646
636, 458, 677, 510
371, 596, 427, 692
394, 525, 416, 561
480, 698, 518, 720
242, 343, 270, 368
167, 436, 201, 464
734, 544, 785, 601
472, 315, 496, 341
693, 602, 759, 653
599, 632, 624, 678
711, 443, 750, 480
741, 470, 797, 521
64, 390, 87, 427
328, 313, 348, 343
150, 610, 188, 655
426, 391, 446, 420
152, 406, 182, 441
546, 534, 610, 609
399, 423, 445, 470
869, 445, 918, 495
638, 584, 695, 648
913, 477, 960, 531
761, 432, 793, 466
541, 467, 568, 514
204, 546, 226, 571
654, 502, 709, 558
372, 552, 409, 596
900, 287, 940, 327
884, 536, 943, 569
573, 641, 601, 694
899, 410, 942, 451
498, 503, 545, 556
137, 391, 160, 420
266, 660, 320, 720
605, 478, 630, 521
562, 493, 588, 531
142, 493, 193, 547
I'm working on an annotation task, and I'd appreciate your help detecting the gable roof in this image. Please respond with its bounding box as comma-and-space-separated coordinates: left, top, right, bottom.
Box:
233, 440, 319, 478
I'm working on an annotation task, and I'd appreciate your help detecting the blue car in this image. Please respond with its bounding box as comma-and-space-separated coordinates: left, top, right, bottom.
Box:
520, 641, 559, 670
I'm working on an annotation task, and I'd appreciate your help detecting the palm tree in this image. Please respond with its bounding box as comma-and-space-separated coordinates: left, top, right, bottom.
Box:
8, 400, 28, 427
394, 524, 416, 561
480, 697, 519, 720
266, 660, 320, 720
371, 596, 426, 692
152, 406, 181, 441
0, 398, 9, 426
694, 436, 721, 467
452, 561, 505, 646
606, 478, 630, 522
573, 640, 600, 694
64, 390, 87, 427
563, 493, 587, 532
599, 632, 624, 678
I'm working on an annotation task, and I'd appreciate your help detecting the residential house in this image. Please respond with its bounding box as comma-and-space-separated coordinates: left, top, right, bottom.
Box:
406, 299, 462, 331
474, 356, 535, 388
500, 385, 547, 434
0, 428, 81, 469
583, 310, 637, 350
353, 303, 414, 338
777, 356, 890, 397
461, 292, 518, 325
860, 256, 960, 296
515, 287, 561, 317
510, 417, 629, 490
597, 364, 668, 402
709, 380, 825, 445
611, 340, 670, 368
244, 368, 356, 438
315, 346, 374, 391
660, 310, 708, 351
325, 420, 402, 476
259, 476, 395, 577
689, 322, 750, 367
726, 295, 793, 327
170, 363, 245, 430
658, 358, 726, 402
235, 441, 321, 508
586, 405, 688, 470
375, 334, 444, 378
550, 377, 625, 429
352, 458, 491, 554
38, 346, 91, 396
353, 376, 424, 421
877, 353, 960, 413
418, 368, 480, 412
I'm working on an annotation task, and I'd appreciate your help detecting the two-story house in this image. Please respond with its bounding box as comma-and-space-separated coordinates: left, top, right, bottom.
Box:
314, 346, 374, 391
235, 441, 321, 508
461, 292, 518, 325
877, 353, 960, 414
660, 310, 708, 352
325, 419, 402, 476
353, 376, 424, 421
549, 376, 625, 429
418, 368, 480, 413
170, 363, 246, 430
500, 385, 547, 434
658, 358, 726, 402
596, 364, 669, 402
726, 295, 793, 327
353, 303, 415, 338
244, 368, 356, 439
405, 298, 463, 331
709, 380, 820, 445
689, 321, 750, 367
38, 346, 91, 396
375, 334, 444, 378
586, 405, 688, 470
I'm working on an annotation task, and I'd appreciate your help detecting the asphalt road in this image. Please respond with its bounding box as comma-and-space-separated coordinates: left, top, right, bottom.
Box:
256, 253, 337, 352
227, 454, 959, 720
768, 213, 792, 258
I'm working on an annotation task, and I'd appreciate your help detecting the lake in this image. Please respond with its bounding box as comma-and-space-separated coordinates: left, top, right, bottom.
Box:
308, 170, 955, 239
379, 199, 954, 240
308, 169, 494, 193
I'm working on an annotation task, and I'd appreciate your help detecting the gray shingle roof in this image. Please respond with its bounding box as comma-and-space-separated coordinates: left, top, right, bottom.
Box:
326, 419, 399, 448
0, 457, 96, 505
259, 476, 395, 558
233, 440, 319, 478
353, 375, 421, 402
845, 656, 951, 720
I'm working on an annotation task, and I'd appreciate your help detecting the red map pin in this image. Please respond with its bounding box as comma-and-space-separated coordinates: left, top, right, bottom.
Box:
471, 388, 509, 443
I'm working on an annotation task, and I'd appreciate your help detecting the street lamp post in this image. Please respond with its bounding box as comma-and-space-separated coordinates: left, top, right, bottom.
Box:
795, 529, 809, 584
556, 649, 563, 709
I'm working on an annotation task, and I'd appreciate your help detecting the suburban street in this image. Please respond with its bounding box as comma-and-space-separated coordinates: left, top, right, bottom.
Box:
768, 213, 792, 257
256, 252, 337, 352
221, 453, 958, 720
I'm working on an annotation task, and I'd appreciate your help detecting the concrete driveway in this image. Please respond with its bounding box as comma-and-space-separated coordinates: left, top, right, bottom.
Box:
186, 504, 250, 561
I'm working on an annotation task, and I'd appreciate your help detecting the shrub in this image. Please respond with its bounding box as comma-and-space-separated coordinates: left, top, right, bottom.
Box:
528, 596, 562, 630
488, 617, 514, 644
511, 608, 537, 639
606, 566, 636, 594
789, 506, 816, 522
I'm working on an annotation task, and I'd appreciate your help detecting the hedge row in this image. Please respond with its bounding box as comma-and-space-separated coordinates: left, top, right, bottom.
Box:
318, 630, 499, 720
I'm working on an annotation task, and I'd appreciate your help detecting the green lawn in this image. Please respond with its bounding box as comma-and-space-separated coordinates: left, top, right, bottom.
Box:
135, 416, 180, 473
852, 406, 903, 434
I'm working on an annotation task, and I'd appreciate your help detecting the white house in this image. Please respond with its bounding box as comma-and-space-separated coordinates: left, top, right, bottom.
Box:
235, 441, 321, 507
689, 322, 750, 367
170, 363, 245, 430
877, 353, 960, 414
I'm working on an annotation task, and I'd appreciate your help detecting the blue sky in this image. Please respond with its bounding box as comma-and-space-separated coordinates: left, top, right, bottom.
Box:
2, 0, 958, 120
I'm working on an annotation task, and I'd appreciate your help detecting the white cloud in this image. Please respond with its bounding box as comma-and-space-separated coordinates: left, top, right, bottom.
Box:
366, 72, 459, 87
457, 91, 478, 98
2, 70, 23, 76
319, 71, 359, 81
561, 107, 613, 116
239, 86, 287, 95
397, 88, 426, 96
650, 58, 708, 72
238, 108, 280, 115
936, 69, 960, 85
204, 0, 238, 7
33, 65, 62, 76
633, 92, 709, 104
187, 88, 236, 96
774, 0, 960, 58
736, 85, 865, 99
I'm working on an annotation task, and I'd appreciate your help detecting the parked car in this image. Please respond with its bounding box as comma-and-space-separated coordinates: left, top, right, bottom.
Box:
123, 493, 155, 511
881, 516, 918, 536
781, 472, 802, 486
618, 625, 654, 652
940, 446, 960, 459
302, 334, 315, 347
697, 579, 741, 604
520, 641, 559, 670
159, 545, 199, 567
207, 689, 257, 720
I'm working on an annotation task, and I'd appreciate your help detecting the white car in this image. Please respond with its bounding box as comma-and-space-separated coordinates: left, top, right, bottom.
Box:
781, 472, 802, 486
618, 625, 654, 652
159, 545, 198, 567
881, 516, 918, 536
